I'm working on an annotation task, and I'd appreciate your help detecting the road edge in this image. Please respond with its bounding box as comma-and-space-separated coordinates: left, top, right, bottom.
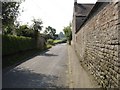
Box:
67, 45, 74, 88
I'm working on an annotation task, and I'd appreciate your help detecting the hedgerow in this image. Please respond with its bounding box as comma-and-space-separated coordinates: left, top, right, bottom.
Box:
2, 35, 36, 55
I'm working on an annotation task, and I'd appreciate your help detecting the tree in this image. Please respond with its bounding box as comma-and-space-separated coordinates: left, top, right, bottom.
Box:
44, 26, 56, 39
63, 25, 72, 45
2, 2, 22, 35
32, 19, 43, 32
16, 25, 34, 38
58, 32, 65, 39
31, 19, 43, 41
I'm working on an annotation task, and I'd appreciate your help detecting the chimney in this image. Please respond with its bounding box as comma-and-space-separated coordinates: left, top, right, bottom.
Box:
74, 0, 77, 13
74, 0, 77, 5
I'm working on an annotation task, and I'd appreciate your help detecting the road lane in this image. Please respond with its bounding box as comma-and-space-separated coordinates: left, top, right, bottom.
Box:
3, 43, 68, 88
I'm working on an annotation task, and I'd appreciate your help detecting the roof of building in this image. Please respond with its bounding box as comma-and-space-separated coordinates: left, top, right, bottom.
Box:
75, 4, 94, 16
76, 2, 108, 33
74, 3, 94, 32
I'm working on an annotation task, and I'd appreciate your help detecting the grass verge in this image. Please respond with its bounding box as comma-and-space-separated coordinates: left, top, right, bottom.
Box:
53, 40, 62, 44
53, 39, 67, 44
46, 44, 52, 49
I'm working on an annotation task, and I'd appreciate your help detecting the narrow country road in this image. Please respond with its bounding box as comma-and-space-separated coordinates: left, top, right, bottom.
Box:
3, 43, 69, 88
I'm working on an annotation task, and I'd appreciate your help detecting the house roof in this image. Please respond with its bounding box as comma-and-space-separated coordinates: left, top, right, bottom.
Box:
76, 16, 86, 31
76, 2, 108, 33
75, 4, 94, 16
75, 4, 94, 32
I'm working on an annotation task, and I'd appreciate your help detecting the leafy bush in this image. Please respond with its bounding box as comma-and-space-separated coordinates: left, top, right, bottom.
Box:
16, 25, 35, 38
2, 35, 36, 55
63, 25, 72, 45
47, 39, 54, 45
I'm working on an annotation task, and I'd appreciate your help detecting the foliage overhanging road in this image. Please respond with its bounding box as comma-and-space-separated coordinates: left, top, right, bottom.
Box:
3, 43, 69, 88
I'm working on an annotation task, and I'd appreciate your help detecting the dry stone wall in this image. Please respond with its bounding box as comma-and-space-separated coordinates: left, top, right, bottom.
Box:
75, 2, 120, 88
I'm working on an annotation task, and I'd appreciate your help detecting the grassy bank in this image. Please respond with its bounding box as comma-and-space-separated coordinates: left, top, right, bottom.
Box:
53, 40, 62, 44
53, 38, 67, 44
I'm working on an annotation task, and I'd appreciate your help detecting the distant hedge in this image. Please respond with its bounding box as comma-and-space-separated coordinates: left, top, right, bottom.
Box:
3, 35, 36, 55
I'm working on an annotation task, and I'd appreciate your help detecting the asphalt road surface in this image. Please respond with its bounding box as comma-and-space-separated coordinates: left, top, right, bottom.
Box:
3, 43, 69, 88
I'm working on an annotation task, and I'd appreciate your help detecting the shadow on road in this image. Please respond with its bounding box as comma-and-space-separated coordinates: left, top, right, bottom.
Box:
2, 43, 68, 88
3, 48, 58, 74
3, 67, 65, 88
40, 53, 58, 57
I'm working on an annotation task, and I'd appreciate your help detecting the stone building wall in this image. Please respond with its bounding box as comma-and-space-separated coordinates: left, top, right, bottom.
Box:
74, 2, 120, 88
37, 35, 46, 50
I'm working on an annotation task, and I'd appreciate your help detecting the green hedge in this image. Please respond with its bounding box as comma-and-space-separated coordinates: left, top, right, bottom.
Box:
3, 35, 36, 55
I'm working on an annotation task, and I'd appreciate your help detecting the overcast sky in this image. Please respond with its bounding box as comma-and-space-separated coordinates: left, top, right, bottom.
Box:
17, 0, 97, 34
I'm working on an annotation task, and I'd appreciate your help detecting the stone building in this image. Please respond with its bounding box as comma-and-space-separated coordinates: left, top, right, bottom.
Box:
72, 0, 120, 88
72, 0, 94, 45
